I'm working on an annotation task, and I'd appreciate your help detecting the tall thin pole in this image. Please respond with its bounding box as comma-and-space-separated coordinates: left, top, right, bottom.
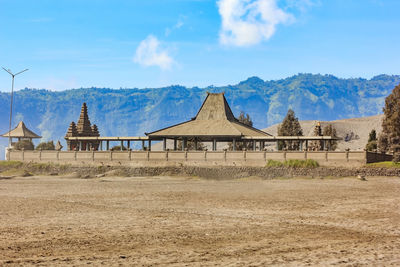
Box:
2, 67, 29, 148
8, 75, 14, 148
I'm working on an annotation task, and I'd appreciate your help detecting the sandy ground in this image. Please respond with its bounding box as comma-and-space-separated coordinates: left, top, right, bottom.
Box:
0, 175, 400, 266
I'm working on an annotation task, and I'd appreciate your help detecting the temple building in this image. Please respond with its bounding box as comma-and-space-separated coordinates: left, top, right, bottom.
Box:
65, 103, 100, 151
63, 93, 339, 152
146, 92, 272, 151
1, 121, 41, 146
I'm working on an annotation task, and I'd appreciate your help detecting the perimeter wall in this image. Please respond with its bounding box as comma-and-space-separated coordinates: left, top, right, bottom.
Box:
5, 150, 392, 167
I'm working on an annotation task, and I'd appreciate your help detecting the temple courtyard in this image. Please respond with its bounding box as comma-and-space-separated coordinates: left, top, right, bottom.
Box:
0, 175, 400, 266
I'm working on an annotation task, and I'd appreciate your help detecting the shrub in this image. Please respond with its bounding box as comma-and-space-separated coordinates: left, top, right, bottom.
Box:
13, 140, 34, 150
111, 145, 127, 151
367, 161, 400, 168
36, 141, 55, 150
365, 140, 377, 152
266, 159, 284, 167
266, 159, 319, 168
284, 159, 319, 168
393, 152, 400, 163
0, 161, 23, 169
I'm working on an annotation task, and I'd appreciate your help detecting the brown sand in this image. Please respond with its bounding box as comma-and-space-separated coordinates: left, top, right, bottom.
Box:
0, 175, 400, 266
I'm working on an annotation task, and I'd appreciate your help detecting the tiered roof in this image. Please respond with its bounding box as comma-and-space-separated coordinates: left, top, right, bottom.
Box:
76, 103, 93, 136
91, 124, 100, 137
65, 121, 78, 138
147, 92, 271, 138
65, 103, 100, 138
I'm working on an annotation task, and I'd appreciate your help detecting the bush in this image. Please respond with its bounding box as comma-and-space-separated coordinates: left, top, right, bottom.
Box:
111, 145, 127, 151
367, 161, 400, 168
365, 140, 377, 151
266, 159, 319, 168
284, 159, 319, 168
13, 140, 34, 150
393, 152, 400, 163
36, 141, 55, 150
0, 161, 23, 169
266, 159, 284, 167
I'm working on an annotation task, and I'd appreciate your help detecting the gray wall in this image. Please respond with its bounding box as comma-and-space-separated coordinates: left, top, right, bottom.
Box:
6, 150, 390, 167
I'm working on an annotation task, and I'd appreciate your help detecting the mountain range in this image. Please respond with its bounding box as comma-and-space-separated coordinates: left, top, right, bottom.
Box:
1, 73, 399, 159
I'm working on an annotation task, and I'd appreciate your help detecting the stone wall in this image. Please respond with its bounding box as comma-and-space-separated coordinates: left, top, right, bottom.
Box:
5, 150, 390, 167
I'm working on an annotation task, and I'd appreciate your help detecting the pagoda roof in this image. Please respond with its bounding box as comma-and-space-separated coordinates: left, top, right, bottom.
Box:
146, 92, 271, 138
1, 121, 41, 139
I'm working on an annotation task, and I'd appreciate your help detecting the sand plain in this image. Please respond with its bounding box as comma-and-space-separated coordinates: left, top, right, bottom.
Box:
0, 175, 400, 266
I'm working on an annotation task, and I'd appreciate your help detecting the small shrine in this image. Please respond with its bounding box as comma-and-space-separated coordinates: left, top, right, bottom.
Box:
1, 121, 41, 147
65, 103, 100, 151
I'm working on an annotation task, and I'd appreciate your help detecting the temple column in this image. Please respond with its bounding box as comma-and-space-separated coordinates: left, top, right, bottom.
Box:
106, 141, 109, 151
79, 141, 82, 151
127, 140, 130, 150
163, 138, 167, 151
142, 140, 145, 150
306, 140, 308, 151
253, 140, 256, 151
148, 140, 152, 151
182, 138, 187, 151
232, 139, 236, 151
300, 140, 303, 151
194, 139, 198, 151
174, 139, 177, 151
120, 141, 123, 151
100, 141, 103, 151
213, 139, 217, 151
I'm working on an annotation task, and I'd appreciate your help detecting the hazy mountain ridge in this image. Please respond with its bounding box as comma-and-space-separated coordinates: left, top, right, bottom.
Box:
0, 73, 399, 158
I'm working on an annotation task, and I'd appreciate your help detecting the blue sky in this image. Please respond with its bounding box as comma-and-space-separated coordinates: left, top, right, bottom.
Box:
0, 0, 399, 91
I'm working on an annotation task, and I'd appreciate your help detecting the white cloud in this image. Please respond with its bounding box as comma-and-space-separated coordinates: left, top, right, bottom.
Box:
217, 0, 294, 46
134, 35, 174, 70
165, 15, 186, 37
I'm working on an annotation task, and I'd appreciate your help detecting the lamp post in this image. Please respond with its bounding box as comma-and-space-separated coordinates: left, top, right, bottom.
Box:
2, 67, 29, 148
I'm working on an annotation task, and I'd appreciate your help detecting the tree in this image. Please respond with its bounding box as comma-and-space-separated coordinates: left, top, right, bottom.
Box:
368, 129, 377, 142
177, 138, 206, 151
36, 140, 55, 150
229, 111, 254, 150
378, 83, 400, 153
238, 111, 253, 127
14, 140, 34, 150
277, 109, 303, 150
366, 129, 377, 151
309, 122, 323, 151
323, 124, 338, 151
111, 145, 127, 151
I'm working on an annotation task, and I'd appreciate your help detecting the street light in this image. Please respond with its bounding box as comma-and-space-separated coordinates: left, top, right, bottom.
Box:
2, 67, 29, 148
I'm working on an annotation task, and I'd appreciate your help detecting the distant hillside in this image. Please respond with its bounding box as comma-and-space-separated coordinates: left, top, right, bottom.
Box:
263, 115, 383, 151
0, 73, 399, 159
